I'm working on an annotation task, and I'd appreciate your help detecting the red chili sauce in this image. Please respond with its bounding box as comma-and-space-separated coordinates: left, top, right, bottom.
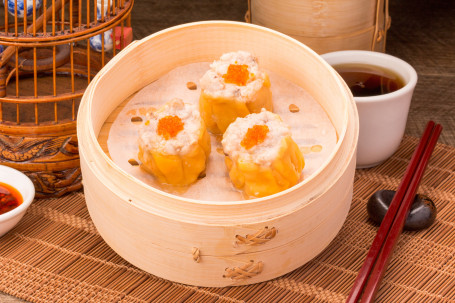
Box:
0, 182, 23, 215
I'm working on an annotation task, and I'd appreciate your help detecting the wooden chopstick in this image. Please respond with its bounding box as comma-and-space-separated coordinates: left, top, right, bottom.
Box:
346, 121, 441, 303
358, 123, 442, 302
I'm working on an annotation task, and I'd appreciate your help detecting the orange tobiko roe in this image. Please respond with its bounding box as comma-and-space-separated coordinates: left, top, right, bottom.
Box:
241, 124, 269, 150
223, 64, 250, 86
157, 115, 184, 140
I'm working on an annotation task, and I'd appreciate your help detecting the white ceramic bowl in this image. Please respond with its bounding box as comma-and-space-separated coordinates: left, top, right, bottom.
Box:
321, 50, 418, 168
0, 165, 35, 237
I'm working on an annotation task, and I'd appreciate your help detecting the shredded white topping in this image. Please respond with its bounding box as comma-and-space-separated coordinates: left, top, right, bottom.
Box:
138, 98, 203, 155
199, 51, 267, 102
222, 109, 291, 165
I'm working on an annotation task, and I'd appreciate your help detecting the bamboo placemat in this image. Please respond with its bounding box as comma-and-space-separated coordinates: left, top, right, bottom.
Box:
1, 135, 455, 303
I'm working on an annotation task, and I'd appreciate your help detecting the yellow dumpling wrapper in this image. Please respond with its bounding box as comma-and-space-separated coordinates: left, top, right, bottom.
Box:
225, 136, 304, 198
199, 75, 273, 134
139, 129, 210, 186
223, 110, 304, 198
138, 99, 211, 186
199, 51, 273, 134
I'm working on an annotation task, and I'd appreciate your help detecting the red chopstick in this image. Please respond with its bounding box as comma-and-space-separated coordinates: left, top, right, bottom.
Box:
359, 123, 442, 302
346, 121, 434, 302
346, 121, 442, 303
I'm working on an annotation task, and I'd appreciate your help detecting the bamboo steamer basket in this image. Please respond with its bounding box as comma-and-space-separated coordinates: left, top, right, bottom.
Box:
77, 21, 359, 287
247, 0, 391, 54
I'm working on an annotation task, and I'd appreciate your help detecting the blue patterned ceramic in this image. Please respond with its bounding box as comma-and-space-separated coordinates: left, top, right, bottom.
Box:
96, 1, 110, 19
89, 29, 113, 52
89, 1, 113, 52
4, 0, 43, 18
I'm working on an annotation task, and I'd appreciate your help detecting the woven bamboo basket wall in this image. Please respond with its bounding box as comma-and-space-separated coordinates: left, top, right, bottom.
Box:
0, 0, 133, 198
78, 21, 359, 287
246, 0, 391, 54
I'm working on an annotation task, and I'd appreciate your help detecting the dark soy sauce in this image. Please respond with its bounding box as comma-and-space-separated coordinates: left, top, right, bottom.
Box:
333, 63, 405, 97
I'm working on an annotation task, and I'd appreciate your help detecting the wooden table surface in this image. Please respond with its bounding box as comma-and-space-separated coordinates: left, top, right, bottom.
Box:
1, 0, 454, 302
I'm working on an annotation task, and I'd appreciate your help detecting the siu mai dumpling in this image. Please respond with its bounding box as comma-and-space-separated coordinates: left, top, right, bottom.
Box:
199, 51, 273, 134
138, 98, 211, 186
222, 110, 304, 198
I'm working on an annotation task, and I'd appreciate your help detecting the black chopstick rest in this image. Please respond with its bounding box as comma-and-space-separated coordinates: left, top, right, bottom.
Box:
367, 190, 437, 231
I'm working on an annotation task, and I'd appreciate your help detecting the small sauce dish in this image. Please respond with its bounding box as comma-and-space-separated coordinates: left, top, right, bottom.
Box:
0, 165, 35, 237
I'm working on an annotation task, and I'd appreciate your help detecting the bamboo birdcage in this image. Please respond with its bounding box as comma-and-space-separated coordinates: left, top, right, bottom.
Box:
0, 0, 133, 198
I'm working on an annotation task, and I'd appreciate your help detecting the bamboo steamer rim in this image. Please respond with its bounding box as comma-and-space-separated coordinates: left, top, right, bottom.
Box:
78, 21, 354, 210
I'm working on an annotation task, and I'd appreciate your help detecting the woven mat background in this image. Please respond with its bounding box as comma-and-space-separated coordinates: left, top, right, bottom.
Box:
1, 135, 455, 303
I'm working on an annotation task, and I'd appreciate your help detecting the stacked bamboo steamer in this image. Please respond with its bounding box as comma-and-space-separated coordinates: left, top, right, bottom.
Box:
247, 0, 391, 54
77, 21, 359, 287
